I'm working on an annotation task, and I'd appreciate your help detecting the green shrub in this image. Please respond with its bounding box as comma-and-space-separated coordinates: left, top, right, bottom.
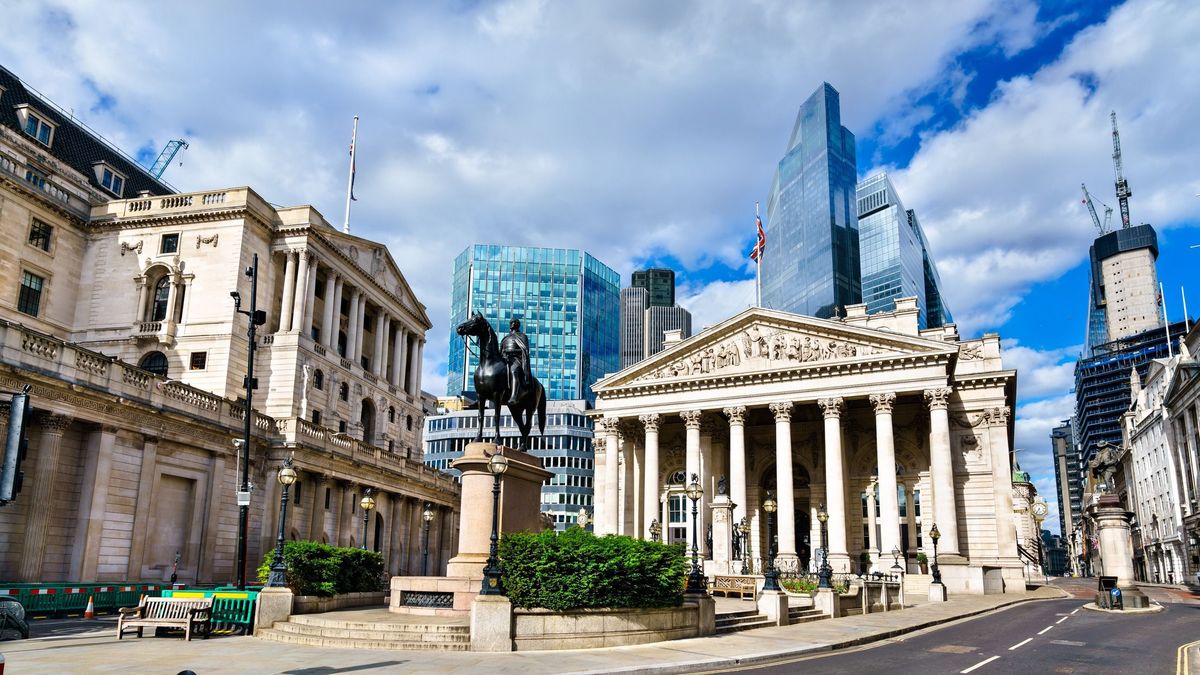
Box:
916, 552, 928, 564
257, 541, 387, 597
781, 577, 817, 595
498, 527, 688, 611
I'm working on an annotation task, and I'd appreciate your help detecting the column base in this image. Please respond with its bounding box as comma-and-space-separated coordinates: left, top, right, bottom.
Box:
928, 582, 947, 602
757, 589, 789, 626
470, 595, 514, 652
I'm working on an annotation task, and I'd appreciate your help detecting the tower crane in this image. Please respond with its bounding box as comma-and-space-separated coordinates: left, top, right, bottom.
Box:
1111, 111, 1132, 228
148, 139, 188, 180
1081, 183, 1113, 235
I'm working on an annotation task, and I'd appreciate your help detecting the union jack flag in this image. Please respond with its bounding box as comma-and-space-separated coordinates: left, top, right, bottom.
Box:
749, 215, 766, 262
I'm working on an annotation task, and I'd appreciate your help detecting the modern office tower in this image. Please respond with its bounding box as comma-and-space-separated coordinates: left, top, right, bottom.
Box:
855, 173, 953, 328
1084, 225, 1163, 354
446, 245, 620, 404
1051, 421, 1082, 539
632, 268, 676, 307
645, 305, 692, 357
762, 82, 860, 318
424, 399, 596, 531
621, 287, 649, 369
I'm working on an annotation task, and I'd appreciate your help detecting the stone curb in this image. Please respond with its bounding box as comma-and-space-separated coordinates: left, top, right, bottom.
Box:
572, 587, 1071, 675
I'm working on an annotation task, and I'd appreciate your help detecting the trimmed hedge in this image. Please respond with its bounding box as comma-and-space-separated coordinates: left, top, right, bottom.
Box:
256, 541, 387, 597
498, 527, 688, 611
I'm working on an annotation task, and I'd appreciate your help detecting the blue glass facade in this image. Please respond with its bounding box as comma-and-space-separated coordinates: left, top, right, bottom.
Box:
446, 245, 620, 404
855, 173, 952, 328
762, 82, 860, 318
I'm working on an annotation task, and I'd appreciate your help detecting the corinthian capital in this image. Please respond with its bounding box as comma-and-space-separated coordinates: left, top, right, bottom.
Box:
680, 410, 703, 430
769, 401, 793, 422
870, 392, 896, 414
639, 413, 661, 433
924, 387, 952, 411
817, 397, 844, 419
37, 412, 72, 433
722, 406, 747, 426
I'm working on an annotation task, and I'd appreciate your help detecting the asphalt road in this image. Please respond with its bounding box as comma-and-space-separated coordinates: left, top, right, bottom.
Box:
720, 585, 1199, 675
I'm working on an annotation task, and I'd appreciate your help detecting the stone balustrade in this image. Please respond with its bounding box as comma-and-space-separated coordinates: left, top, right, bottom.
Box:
91, 186, 268, 223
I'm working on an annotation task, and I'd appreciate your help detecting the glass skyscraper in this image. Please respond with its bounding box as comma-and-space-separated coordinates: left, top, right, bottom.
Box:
446, 245, 620, 404
856, 173, 952, 328
762, 82, 860, 318
632, 268, 675, 307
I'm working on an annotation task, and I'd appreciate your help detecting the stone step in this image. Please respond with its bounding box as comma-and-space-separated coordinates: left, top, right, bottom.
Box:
788, 608, 826, 624
715, 616, 775, 634
287, 615, 468, 633
256, 627, 470, 651
267, 621, 471, 642
716, 608, 762, 620
716, 612, 769, 627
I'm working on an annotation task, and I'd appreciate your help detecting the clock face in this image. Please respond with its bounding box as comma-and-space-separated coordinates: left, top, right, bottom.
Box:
1033, 502, 1048, 518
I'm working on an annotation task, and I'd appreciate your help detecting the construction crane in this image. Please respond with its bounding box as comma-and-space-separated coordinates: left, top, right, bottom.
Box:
1081, 183, 1113, 235
148, 139, 188, 179
1111, 111, 1132, 228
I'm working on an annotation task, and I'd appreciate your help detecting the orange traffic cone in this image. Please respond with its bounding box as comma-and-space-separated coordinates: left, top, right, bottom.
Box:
84, 595, 95, 619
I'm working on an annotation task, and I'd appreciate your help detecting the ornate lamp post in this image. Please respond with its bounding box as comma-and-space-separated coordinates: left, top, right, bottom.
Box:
762, 493, 781, 592
578, 508, 590, 529
817, 506, 832, 589
685, 474, 706, 594
359, 489, 375, 551
929, 523, 943, 586
891, 546, 903, 576
266, 455, 298, 587
421, 503, 434, 575
480, 451, 509, 595
649, 518, 662, 542
739, 518, 751, 575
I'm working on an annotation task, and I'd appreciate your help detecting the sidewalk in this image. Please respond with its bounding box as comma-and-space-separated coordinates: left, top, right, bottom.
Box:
0, 586, 1066, 674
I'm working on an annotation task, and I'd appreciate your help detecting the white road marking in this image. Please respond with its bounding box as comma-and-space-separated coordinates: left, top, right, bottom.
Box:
1056, 616, 1069, 624
1071, 608, 1080, 615
1008, 638, 1033, 650
961, 655, 1001, 673
1038, 626, 1054, 635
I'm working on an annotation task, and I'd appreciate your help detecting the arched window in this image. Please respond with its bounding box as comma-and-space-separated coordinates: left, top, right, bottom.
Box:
314, 369, 324, 390
361, 399, 376, 444
151, 276, 171, 321
339, 382, 349, 401
139, 351, 168, 377
388, 406, 395, 423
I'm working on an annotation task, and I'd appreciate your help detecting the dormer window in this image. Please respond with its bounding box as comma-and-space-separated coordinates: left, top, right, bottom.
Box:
93, 163, 126, 197
15, 105, 56, 147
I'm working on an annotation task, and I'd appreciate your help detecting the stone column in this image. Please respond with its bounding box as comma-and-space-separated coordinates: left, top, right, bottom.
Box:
291, 250, 311, 332
372, 312, 388, 376
345, 288, 361, 361
866, 477, 879, 570
415, 340, 425, 395
71, 424, 118, 582
681, 410, 703, 549
378, 316, 391, 378
724, 406, 748, 531
320, 272, 337, 346
279, 251, 297, 332
388, 497, 407, 575
407, 335, 421, 395
329, 277, 344, 350
598, 419, 618, 535
593, 434, 607, 533
301, 256, 319, 337
925, 387, 960, 555
769, 402, 797, 566
871, 392, 901, 562
164, 270, 180, 325
19, 413, 71, 581
640, 414, 660, 539
818, 397, 849, 572
308, 474, 328, 542
134, 278, 149, 323
987, 407, 1019, 559
354, 296, 368, 364
391, 326, 406, 387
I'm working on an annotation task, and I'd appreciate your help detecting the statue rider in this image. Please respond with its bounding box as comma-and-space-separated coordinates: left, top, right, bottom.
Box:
500, 318, 531, 405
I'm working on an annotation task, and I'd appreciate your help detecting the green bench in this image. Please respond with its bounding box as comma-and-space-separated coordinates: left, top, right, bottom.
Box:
161, 589, 259, 635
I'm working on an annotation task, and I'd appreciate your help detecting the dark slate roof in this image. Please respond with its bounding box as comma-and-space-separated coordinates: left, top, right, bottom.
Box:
0, 65, 175, 197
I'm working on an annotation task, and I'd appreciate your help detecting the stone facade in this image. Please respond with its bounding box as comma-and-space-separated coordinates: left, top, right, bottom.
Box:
0, 104, 459, 584
591, 298, 1024, 594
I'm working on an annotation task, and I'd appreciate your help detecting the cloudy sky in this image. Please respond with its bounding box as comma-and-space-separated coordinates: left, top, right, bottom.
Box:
5, 0, 1199, 533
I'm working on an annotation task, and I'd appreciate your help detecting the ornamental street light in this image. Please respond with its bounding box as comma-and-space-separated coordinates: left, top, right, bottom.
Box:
480, 451, 509, 595
360, 489, 375, 551
929, 523, 944, 587
422, 503, 434, 576
762, 493, 781, 592
577, 508, 590, 529
649, 518, 662, 542
231, 254, 266, 591
266, 455, 298, 587
738, 517, 751, 575
685, 474, 706, 594
817, 506, 832, 590
891, 546, 903, 575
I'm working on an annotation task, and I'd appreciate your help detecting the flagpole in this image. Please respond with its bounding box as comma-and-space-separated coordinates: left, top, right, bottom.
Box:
755, 202, 761, 307
1161, 281, 1173, 358
343, 115, 358, 234
1183, 286, 1191, 333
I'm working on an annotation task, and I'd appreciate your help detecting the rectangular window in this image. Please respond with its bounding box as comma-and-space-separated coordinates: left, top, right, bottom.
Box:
18, 271, 44, 317
100, 167, 125, 196
28, 219, 52, 252
294, 480, 302, 504
325, 487, 331, 509
189, 351, 208, 370
311, 410, 321, 425
23, 112, 53, 145
338, 420, 347, 433
160, 233, 179, 254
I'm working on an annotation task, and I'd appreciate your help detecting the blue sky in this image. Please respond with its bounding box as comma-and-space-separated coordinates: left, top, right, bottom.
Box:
4, 0, 1199, 534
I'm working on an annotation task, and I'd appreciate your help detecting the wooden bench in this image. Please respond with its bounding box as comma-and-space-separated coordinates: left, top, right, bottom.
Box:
117, 597, 212, 641
708, 575, 757, 599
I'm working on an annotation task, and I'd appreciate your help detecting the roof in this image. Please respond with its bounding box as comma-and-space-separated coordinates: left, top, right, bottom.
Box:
0, 65, 174, 198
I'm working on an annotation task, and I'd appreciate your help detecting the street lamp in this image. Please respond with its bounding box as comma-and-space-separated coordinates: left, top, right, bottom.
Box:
929, 523, 943, 586
685, 474, 706, 594
231, 254, 265, 591
817, 506, 832, 589
359, 489, 375, 551
891, 546, 903, 576
649, 518, 662, 542
739, 517, 751, 575
577, 508, 590, 529
421, 503, 434, 576
266, 455, 298, 587
762, 493, 781, 592
480, 451, 509, 595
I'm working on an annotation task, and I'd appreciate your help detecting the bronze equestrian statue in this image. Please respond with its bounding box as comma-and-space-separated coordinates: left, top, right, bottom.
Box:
455, 312, 546, 450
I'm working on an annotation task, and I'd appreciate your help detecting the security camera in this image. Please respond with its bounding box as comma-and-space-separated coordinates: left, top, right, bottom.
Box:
230, 291, 240, 301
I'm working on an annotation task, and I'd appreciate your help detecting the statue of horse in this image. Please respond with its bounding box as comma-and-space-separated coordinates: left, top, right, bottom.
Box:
455, 312, 546, 450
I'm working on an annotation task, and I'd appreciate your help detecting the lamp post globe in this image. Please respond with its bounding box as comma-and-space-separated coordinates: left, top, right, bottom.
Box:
649, 518, 662, 542
266, 455, 298, 588
480, 451, 509, 595
762, 493, 781, 592
929, 523, 943, 586
359, 489, 375, 551
421, 503, 434, 576
684, 474, 706, 594
738, 517, 751, 575
816, 506, 832, 589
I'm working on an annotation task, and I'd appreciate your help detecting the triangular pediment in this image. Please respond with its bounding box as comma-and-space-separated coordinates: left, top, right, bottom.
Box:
595, 307, 957, 391
322, 230, 430, 328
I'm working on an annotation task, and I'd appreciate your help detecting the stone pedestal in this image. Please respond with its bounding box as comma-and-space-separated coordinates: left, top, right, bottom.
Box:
686, 594, 716, 636
814, 587, 841, 618
470, 594, 514, 652
928, 582, 947, 602
254, 587, 294, 630
757, 589, 789, 626
1088, 495, 1151, 609
709, 495, 734, 575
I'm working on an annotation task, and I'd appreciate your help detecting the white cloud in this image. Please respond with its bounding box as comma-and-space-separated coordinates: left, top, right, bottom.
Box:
1001, 340, 1082, 400
678, 279, 756, 333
